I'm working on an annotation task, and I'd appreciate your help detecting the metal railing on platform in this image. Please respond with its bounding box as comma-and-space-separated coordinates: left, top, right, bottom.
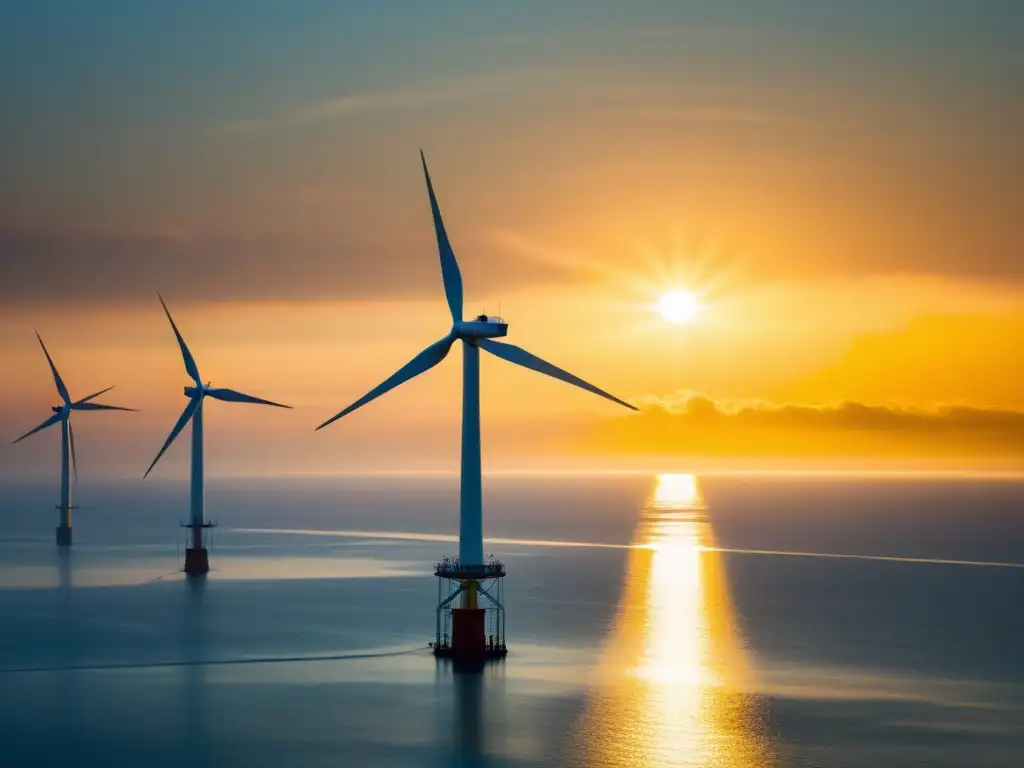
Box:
434, 558, 505, 579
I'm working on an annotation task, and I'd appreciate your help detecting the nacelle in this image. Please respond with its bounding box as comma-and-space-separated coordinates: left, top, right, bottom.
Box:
184, 385, 204, 398
455, 316, 508, 339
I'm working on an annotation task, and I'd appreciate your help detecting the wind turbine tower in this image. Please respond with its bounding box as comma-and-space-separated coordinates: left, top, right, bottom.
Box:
11, 332, 135, 546
318, 152, 637, 660
144, 296, 291, 576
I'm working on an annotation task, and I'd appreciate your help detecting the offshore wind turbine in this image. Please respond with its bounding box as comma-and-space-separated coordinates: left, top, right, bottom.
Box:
144, 295, 291, 576
11, 332, 135, 547
317, 151, 637, 659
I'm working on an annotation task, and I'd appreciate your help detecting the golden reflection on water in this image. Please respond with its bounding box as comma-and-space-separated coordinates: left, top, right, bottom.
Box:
570, 474, 773, 767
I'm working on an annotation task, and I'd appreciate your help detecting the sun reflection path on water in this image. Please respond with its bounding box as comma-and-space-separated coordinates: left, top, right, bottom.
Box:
569, 473, 774, 768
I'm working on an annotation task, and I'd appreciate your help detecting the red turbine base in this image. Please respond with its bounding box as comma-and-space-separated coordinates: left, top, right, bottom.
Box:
452, 608, 486, 657
184, 547, 209, 576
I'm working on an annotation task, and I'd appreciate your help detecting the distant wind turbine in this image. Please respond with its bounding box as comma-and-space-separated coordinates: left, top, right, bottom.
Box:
11, 332, 135, 547
317, 150, 636, 571
144, 295, 291, 575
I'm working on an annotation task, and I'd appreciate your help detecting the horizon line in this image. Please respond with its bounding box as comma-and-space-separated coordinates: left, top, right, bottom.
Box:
4, 467, 1024, 482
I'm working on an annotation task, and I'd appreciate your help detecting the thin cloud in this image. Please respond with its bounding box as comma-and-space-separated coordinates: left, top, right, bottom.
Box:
217, 68, 582, 135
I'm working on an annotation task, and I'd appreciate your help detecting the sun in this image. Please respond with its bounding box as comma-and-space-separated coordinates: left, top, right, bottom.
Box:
657, 289, 706, 325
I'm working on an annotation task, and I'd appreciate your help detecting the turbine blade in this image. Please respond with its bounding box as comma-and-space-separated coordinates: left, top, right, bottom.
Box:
69, 419, 78, 485
158, 294, 201, 384
420, 150, 463, 322
75, 385, 116, 405
35, 331, 70, 403
478, 339, 637, 411
11, 413, 63, 445
317, 335, 455, 430
72, 402, 137, 412
205, 388, 291, 408
143, 397, 200, 478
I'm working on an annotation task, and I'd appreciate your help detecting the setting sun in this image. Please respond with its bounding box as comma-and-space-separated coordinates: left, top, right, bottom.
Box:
657, 290, 706, 325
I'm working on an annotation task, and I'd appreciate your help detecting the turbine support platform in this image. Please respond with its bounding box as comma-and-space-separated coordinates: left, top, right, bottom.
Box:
181, 520, 216, 576
183, 547, 209, 576
55, 503, 77, 548
55, 524, 73, 548
432, 558, 506, 663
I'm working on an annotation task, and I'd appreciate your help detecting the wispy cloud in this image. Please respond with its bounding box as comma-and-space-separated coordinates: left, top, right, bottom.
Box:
217, 69, 579, 135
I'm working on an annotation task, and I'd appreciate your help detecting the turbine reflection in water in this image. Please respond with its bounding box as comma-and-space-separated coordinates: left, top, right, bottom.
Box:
569, 474, 774, 767
433, 661, 508, 768
183, 578, 211, 768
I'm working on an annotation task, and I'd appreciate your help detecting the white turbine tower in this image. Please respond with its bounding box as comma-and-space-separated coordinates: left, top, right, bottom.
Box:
317, 152, 637, 658
144, 295, 291, 576
11, 332, 135, 547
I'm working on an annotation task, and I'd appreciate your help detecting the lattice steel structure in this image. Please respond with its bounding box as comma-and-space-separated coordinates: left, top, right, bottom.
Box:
432, 557, 506, 660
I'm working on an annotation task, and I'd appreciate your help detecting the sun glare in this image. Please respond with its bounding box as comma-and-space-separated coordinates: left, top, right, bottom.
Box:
657, 290, 706, 325
653, 472, 702, 508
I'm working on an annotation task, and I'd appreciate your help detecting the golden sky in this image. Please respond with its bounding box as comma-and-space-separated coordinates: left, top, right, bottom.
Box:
1, 3, 1022, 476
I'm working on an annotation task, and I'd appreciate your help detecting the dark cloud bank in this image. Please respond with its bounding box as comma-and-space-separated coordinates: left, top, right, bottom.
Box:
583, 393, 1024, 460
0, 226, 571, 305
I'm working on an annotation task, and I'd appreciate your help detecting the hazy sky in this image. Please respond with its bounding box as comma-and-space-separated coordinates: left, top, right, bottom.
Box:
2, 1, 1022, 477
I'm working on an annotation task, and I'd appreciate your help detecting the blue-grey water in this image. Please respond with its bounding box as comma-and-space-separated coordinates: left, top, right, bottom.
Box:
0, 473, 1021, 767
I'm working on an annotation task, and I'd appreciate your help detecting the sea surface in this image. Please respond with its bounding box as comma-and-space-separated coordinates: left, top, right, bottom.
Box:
0, 473, 1021, 767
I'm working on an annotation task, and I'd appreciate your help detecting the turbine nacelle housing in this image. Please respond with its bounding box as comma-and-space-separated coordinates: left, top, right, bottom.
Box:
184, 385, 205, 398
454, 316, 508, 339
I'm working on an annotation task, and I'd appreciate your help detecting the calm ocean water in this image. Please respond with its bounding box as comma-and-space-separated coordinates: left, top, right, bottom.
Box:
0, 473, 1021, 767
